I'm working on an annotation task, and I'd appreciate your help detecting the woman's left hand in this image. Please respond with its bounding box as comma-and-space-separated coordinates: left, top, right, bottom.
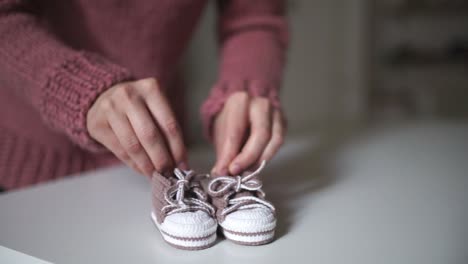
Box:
211, 91, 286, 176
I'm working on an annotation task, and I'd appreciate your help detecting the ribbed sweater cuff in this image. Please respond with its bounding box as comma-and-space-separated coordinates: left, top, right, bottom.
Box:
41, 51, 132, 151
200, 79, 281, 140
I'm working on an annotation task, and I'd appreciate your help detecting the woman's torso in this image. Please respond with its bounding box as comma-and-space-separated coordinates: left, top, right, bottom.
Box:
0, 0, 209, 189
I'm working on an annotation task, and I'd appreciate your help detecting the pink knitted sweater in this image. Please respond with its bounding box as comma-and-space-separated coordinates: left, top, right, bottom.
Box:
0, 0, 288, 190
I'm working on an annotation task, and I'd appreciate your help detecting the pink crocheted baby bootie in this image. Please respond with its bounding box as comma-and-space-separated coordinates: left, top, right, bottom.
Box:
151, 168, 217, 250
207, 161, 276, 245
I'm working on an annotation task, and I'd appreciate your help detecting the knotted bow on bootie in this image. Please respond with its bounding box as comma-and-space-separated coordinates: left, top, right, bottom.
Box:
207, 161, 275, 216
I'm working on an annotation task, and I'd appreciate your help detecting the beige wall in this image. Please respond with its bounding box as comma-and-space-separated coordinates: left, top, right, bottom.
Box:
182, 0, 369, 145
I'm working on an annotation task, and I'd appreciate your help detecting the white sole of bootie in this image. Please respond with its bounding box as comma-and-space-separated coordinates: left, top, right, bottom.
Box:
151, 212, 217, 250
220, 222, 276, 246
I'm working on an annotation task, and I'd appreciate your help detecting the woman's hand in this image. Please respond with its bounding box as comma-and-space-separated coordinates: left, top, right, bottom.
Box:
211, 91, 286, 176
87, 78, 188, 177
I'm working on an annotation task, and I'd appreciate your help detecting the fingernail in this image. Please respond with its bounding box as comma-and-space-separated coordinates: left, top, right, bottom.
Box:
230, 163, 241, 175
178, 161, 189, 170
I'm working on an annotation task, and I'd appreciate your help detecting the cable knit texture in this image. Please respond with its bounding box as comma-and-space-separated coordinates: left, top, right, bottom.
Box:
43, 52, 132, 151
0, 0, 288, 190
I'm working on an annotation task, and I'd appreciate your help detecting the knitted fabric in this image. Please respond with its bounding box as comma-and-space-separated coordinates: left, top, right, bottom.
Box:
0, 0, 288, 190
207, 160, 277, 245
151, 170, 217, 250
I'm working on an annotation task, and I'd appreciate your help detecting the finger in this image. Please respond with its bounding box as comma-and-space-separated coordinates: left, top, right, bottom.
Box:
139, 78, 188, 168
107, 110, 155, 177
259, 110, 285, 163
125, 95, 175, 173
229, 97, 273, 175
212, 92, 250, 175
93, 125, 144, 175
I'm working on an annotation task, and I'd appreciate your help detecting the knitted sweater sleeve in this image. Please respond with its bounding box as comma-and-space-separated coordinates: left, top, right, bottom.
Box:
200, 0, 289, 139
0, 0, 132, 151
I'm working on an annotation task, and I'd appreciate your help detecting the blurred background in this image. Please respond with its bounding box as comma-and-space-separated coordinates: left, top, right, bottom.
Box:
182, 0, 468, 145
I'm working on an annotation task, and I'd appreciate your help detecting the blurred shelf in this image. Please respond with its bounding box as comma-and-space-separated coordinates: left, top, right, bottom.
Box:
380, 2, 468, 18
371, 0, 468, 118
386, 57, 468, 68
384, 43, 468, 68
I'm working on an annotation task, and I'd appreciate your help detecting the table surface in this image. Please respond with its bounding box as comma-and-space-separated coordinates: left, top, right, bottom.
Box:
0, 246, 52, 264
1, 121, 467, 264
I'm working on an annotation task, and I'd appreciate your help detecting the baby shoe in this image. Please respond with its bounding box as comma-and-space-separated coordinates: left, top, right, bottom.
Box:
207, 161, 276, 245
151, 168, 217, 250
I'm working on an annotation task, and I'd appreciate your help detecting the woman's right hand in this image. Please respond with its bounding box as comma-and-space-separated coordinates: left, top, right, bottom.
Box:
86, 77, 188, 177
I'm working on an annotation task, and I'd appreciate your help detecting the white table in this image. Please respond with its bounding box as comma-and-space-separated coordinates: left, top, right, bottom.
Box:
0, 246, 52, 264
1, 121, 467, 264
